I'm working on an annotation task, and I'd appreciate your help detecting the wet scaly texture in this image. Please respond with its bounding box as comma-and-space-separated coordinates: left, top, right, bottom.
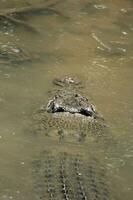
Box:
32, 151, 114, 200
32, 109, 107, 143
30, 78, 114, 199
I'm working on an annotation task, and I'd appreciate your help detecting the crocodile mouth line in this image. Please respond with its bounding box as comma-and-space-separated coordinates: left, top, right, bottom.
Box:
54, 109, 93, 117
50, 106, 94, 118
52, 112, 95, 122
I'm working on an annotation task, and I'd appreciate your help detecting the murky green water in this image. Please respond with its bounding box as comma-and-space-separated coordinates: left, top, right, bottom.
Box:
0, 0, 133, 199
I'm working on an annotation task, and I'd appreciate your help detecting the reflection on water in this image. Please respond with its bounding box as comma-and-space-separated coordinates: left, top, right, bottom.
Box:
0, 0, 133, 199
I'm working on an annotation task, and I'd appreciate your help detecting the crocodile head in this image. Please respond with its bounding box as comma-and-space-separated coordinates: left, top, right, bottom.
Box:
46, 90, 97, 119
46, 76, 99, 118
33, 76, 107, 140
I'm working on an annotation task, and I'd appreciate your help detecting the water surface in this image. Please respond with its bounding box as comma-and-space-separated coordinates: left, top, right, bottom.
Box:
0, 0, 133, 199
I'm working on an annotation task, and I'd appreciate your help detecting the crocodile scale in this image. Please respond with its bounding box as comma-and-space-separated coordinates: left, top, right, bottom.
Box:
31, 77, 115, 200
32, 152, 114, 200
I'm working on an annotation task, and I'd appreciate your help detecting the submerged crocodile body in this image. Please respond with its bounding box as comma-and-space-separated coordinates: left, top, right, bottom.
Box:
32, 76, 115, 200
33, 151, 114, 200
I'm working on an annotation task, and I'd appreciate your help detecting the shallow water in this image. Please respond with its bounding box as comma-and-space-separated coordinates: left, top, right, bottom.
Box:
0, 0, 133, 199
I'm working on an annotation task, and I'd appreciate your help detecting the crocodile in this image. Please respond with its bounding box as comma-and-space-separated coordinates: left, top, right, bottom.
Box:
31, 76, 116, 200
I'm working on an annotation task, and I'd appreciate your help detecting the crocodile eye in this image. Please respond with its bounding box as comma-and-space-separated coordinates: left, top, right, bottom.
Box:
55, 107, 65, 112
80, 108, 93, 117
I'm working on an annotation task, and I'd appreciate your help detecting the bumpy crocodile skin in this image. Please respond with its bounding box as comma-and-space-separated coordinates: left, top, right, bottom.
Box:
32, 151, 114, 200
32, 109, 108, 144
31, 78, 115, 200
